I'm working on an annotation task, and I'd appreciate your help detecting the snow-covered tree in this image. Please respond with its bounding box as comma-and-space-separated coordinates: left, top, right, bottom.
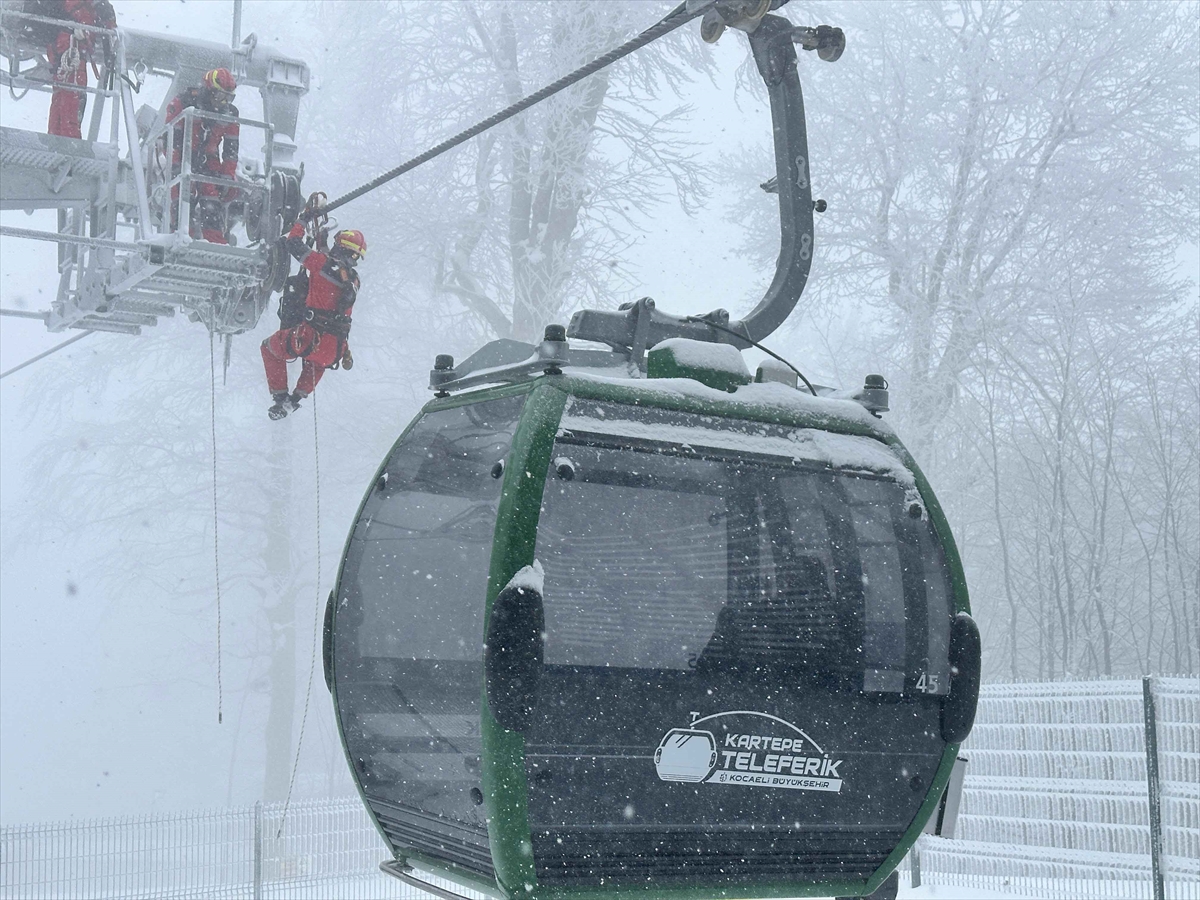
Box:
298, 0, 713, 344
730, 0, 1199, 680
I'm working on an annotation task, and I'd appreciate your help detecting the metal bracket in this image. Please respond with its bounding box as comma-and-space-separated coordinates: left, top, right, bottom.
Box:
378, 860, 491, 900
569, 298, 743, 363
568, 12, 840, 354
428, 334, 570, 395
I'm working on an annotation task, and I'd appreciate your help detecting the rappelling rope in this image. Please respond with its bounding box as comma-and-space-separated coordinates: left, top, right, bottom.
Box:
321, 1, 700, 215
277, 390, 323, 838
208, 332, 224, 724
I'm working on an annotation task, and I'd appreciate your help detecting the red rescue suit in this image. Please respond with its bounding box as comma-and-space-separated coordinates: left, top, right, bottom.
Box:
164, 88, 240, 243
261, 223, 359, 398
48, 1, 114, 138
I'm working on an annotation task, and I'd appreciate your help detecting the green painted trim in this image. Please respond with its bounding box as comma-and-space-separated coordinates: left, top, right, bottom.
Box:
524, 878, 891, 900
868, 742, 960, 895
425, 379, 539, 414
862, 441, 972, 891
884, 439, 971, 616
482, 383, 569, 899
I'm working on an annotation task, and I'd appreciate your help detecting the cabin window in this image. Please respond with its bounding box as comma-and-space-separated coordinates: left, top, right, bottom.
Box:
334, 394, 524, 866
537, 401, 953, 693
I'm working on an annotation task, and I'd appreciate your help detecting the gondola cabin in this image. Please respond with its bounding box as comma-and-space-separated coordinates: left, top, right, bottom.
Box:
327, 337, 981, 900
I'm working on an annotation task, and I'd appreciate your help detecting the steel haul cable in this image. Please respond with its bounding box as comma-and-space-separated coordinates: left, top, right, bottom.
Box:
322, 1, 700, 215
0, 331, 95, 381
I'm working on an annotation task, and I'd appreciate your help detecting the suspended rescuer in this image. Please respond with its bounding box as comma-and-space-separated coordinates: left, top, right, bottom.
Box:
163, 67, 240, 243
261, 194, 365, 421
44, 0, 117, 138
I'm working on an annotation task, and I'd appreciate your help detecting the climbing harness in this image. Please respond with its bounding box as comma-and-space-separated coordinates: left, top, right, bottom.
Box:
303, 308, 351, 339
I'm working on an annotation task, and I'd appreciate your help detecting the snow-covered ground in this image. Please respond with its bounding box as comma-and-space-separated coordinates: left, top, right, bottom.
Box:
901, 888, 1023, 900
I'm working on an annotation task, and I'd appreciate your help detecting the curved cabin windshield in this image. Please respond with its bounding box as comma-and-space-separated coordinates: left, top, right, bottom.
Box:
538, 399, 953, 693
333, 394, 525, 877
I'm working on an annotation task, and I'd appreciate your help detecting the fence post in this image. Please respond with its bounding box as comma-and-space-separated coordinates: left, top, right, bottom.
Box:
253, 801, 263, 900
1142, 676, 1165, 900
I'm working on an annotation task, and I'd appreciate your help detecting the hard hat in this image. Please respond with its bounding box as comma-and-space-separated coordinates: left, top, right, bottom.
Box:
204, 67, 237, 94
333, 230, 366, 259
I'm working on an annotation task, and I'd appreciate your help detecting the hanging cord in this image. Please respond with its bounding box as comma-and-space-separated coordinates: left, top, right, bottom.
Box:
277, 391, 323, 838
0, 330, 95, 381
209, 332, 224, 724
684, 317, 818, 396
321, 1, 699, 215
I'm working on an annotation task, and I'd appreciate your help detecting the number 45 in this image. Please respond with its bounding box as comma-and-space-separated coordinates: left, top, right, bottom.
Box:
915, 672, 940, 694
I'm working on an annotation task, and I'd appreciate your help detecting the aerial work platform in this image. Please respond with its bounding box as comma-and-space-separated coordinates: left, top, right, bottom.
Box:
0, 5, 308, 336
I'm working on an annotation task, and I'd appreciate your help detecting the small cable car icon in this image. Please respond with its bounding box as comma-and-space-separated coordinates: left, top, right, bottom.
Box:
654, 728, 718, 783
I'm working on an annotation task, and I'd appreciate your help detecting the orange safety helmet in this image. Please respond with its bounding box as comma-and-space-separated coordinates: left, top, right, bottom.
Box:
333, 229, 366, 260
203, 67, 237, 94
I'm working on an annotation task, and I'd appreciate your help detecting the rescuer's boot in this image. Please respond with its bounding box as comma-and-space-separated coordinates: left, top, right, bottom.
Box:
268, 391, 292, 420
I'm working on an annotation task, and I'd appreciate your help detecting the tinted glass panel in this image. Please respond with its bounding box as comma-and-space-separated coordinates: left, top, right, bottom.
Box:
538, 414, 952, 689
334, 395, 524, 873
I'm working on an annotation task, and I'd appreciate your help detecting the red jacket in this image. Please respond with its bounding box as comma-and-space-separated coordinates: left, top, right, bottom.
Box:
56, 1, 116, 57
285, 222, 359, 315
165, 88, 239, 178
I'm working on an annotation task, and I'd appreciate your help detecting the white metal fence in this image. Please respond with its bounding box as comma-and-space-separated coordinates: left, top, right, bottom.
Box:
908, 676, 1199, 900
0, 798, 473, 899
2, 678, 1197, 900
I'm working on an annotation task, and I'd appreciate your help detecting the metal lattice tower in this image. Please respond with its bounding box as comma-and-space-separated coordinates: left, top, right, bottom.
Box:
0, 5, 308, 336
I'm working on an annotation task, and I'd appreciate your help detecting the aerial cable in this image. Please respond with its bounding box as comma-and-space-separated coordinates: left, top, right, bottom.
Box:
0, 330, 95, 381
209, 332, 224, 724
278, 390, 324, 838
686, 316, 818, 396
321, 1, 701, 215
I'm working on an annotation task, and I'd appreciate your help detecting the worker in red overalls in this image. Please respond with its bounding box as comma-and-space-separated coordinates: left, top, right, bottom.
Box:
164, 67, 240, 243
261, 197, 364, 420
47, 0, 116, 138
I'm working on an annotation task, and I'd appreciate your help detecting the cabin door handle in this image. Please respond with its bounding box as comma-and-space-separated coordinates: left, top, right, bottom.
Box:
940, 611, 981, 743
484, 583, 545, 733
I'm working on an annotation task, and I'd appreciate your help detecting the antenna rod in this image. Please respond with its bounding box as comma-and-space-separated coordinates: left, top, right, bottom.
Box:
231, 0, 242, 49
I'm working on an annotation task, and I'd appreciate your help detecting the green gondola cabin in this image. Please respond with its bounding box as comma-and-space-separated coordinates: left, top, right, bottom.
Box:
324, 6, 980, 898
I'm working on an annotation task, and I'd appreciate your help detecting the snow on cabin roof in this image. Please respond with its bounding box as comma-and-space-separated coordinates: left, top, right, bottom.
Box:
557, 403, 915, 486
560, 368, 895, 438
652, 338, 751, 379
